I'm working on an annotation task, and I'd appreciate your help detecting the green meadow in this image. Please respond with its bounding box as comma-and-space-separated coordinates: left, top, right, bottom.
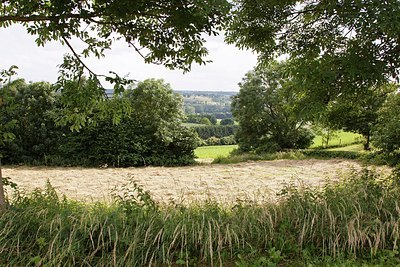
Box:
311, 130, 363, 148
195, 131, 365, 159
195, 144, 238, 159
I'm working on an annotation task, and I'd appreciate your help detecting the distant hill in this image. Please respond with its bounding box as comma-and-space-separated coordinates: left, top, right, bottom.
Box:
176, 90, 236, 117
104, 89, 236, 117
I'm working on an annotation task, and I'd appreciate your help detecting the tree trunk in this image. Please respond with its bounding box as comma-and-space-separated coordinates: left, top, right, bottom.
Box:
0, 158, 6, 210
364, 132, 371, 150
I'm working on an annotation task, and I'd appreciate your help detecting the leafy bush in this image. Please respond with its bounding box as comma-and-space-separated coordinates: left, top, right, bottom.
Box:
186, 114, 217, 125
199, 117, 212, 125
220, 118, 235, 125
1, 79, 199, 167
204, 135, 236, 146
57, 80, 199, 166
0, 79, 62, 163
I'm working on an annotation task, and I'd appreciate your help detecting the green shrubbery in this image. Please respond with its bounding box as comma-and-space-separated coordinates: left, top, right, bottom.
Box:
186, 114, 218, 125
203, 135, 236, 146
0, 79, 60, 163
1, 169, 399, 266
0, 79, 199, 167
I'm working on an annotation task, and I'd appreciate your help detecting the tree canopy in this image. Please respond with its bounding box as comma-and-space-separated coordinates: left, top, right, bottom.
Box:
1, 0, 231, 129
0, 78, 199, 167
1, 0, 230, 88
372, 92, 400, 158
325, 84, 396, 149
227, 0, 400, 101
232, 62, 314, 153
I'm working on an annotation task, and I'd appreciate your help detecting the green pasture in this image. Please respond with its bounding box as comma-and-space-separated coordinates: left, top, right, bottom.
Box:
195, 145, 237, 159
311, 130, 363, 148
195, 131, 365, 160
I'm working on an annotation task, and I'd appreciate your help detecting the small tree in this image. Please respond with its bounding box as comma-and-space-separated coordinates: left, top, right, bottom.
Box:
326, 84, 395, 150
232, 62, 314, 153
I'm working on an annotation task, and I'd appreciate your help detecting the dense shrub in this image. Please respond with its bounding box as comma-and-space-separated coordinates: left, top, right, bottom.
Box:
1, 79, 199, 166
220, 118, 235, 125
186, 114, 217, 125
0, 79, 62, 163
59, 118, 198, 167
204, 135, 236, 146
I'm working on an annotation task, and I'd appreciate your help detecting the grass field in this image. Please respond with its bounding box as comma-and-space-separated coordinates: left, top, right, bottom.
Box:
195, 131, 365, 160
195, 145, 237, 159
327, 143, 365, 152
311, 130, 363, 148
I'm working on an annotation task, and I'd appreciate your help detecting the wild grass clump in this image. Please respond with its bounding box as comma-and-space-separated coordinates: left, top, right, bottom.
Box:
213, 150, 306, 164
1, 169, 400, 266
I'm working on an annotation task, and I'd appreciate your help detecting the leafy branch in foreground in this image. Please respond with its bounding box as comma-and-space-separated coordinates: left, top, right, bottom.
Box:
227, 0, 400, 103
0, 0, 231, 127
1, 0, 230, 74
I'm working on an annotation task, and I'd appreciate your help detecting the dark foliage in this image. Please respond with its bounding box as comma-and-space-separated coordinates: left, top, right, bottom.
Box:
193, 125, 238, 140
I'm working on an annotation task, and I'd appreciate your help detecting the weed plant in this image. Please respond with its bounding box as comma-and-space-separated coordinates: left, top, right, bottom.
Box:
0, 169, 399, 266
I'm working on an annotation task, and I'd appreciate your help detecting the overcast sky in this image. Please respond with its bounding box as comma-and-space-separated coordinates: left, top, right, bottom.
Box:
0, 25, 258, 92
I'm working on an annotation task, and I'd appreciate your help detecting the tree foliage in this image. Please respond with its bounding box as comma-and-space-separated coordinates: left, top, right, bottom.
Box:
372, 92, 400, 158
232, 62, 314, 153
220, 118, 234, 125
193, 125, 238, 140
0, 79, 60, 162
1, 0, 230, 73
58, 79, 200, 166
0, 0, 231, 128
0, 78, 199, 166
325, 84, 396, 149
227, 0, 400, 102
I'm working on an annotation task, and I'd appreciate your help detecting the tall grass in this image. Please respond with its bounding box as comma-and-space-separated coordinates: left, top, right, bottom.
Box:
1, 169, 400, 266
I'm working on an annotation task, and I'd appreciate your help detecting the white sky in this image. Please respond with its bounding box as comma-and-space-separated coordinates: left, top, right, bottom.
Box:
0, 25, 258, 92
